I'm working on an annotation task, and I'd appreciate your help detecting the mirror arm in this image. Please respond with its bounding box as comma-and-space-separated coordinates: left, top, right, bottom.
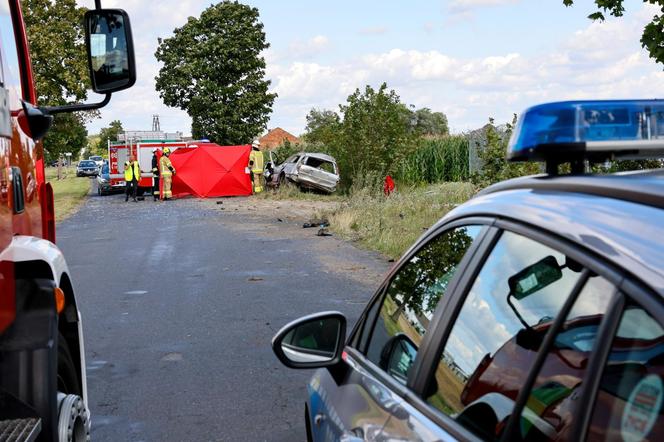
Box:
95, 0, 101, 10
507, 293, 531, 330
42, 93, 111, 115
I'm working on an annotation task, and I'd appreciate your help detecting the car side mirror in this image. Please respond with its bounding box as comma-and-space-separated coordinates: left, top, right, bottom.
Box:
271, 311, 346, 369
379, 333, 418, 385
84, 9, 136, 94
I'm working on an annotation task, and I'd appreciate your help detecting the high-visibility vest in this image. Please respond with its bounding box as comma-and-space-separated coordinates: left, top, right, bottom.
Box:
249, 150, 264, 173
160, 155, 174, 176
124, 161, 140, 181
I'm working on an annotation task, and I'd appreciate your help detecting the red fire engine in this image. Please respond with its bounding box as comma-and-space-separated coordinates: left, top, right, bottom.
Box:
0, 2, 136, 440
108, 140, 187, 195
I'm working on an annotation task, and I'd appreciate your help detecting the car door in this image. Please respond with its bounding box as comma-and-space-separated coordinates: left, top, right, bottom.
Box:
307, 221, 488, 441
297, 156, 339, 191
407, 223, 644, 442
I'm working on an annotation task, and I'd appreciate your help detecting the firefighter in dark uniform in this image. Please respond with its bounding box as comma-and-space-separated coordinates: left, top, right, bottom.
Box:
151, 148, 160, 201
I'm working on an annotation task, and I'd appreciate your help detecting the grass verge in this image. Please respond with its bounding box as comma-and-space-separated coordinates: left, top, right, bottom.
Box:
322, 182, 476, 259
46, 167, 91, 221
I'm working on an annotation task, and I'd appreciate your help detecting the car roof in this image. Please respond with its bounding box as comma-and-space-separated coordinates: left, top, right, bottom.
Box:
437, 170, 664, 294
298, 152, 336, 162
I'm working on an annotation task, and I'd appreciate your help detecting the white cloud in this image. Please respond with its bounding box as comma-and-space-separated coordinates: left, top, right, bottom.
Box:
287, 35, 330, 59
264, 3, 664, 135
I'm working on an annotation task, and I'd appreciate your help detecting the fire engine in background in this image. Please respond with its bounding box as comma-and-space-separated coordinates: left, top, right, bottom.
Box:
0, 1, 136, 441
107, 140, 187, 196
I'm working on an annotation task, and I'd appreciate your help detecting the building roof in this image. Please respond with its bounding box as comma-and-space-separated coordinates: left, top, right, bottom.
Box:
259, 128, 300, 150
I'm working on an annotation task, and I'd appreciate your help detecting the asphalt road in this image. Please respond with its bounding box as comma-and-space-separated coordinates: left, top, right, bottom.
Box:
57, 185, 389, 441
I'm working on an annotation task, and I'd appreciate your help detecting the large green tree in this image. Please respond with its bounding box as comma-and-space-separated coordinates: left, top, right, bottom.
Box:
22, 0, 90, 162
155, 1, 277, 144
412, 108, 449, 137
96, 120, 123, 154
563, 0, 664, 65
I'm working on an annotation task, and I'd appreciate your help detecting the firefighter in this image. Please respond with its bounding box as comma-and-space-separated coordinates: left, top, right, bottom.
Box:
151, 148, 160, 201
159, 147, 176, 200
124, 154, 141, 202
248, 140, 264, 194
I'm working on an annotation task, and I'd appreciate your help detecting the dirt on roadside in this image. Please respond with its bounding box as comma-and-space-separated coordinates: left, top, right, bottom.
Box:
203, 196, 392, 288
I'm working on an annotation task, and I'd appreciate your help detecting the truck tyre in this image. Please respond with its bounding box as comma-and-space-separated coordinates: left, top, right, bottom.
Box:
57, 335, 90, 441
57, 333, 80, 396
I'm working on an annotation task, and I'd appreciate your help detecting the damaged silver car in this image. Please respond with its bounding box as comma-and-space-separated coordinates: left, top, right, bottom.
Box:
265, 152, 340, 193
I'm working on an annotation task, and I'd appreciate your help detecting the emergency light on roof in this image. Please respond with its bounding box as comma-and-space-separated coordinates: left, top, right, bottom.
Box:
508, 100, 664, 170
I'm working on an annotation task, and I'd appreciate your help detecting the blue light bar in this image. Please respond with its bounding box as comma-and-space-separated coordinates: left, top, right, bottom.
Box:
508, 100, 664, 163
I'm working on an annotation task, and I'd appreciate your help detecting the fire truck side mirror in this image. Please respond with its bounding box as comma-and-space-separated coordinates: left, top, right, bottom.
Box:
84, 9, 136, 94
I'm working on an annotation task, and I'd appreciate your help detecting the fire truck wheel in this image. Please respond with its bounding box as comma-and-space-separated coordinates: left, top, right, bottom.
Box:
57, 393, 90, 442
57, 335, 90, 441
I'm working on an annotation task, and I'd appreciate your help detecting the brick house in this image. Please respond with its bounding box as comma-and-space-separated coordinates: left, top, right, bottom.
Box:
258, 128, 300, 150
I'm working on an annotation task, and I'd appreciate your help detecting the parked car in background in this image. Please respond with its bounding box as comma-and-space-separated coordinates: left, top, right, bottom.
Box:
266, 152, 339, 193
271, 99, 664, 442
76, 160, 98, 177
89, 155, 104, 167
96, 162, 124, 195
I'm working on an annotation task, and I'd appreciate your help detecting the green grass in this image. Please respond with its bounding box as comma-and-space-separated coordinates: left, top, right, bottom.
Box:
46, 166, 91, 221
324, 182, 476, 259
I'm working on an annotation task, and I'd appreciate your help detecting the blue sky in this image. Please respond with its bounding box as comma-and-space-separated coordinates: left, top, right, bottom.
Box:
88, 0, 663, 138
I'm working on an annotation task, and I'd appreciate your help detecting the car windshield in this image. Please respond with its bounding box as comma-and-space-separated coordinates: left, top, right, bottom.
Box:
90, 156, 102, 161
79, 161, 95, 167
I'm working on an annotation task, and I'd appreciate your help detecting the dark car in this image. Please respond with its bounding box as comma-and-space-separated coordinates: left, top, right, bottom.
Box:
76, 160, 98, 177
272, 99, 664, 442
96, 162, 124, 195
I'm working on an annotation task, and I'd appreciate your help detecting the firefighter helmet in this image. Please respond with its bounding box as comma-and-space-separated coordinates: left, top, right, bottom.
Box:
163, 147, 171, 155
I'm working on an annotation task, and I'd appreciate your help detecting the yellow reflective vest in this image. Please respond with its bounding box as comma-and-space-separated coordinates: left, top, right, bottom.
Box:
124, 160, 140, 181
249, 150, 264, 173
160, 155, 175, 176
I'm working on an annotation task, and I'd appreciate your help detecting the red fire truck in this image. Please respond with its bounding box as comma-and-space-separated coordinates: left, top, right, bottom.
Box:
0, 2, 136, 440
107, 140, 187, 195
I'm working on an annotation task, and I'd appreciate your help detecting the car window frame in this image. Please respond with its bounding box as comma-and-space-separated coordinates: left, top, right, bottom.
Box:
571, 277, 664, 441
404, 217, 632, 440
348, 217, 494, 356
341, 217, 495, 441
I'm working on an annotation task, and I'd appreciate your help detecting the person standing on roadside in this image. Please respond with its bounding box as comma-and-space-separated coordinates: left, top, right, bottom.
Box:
159, 147, 176, 200
124, 154, 141, 202
248, 140, 264, 194
151, 148, 160, 201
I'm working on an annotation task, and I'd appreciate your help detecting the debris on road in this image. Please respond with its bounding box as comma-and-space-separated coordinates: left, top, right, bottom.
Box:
247, 276, 264, 282
316, 228, 332, 237
216, 201, 223, 204
303, 218, 329, 228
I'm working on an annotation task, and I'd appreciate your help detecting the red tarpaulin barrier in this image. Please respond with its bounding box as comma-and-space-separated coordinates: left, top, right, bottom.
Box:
169, 143, 252, 198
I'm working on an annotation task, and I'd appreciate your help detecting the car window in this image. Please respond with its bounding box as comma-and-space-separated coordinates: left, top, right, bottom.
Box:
587, 303, 664, 441
364, 225, 482, 385
425, 230, 585, 440
516, 276, 615, 441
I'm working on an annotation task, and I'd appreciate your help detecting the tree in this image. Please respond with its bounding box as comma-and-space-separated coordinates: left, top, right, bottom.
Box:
337, 83, 418, 181
42, 113, 88, 163
303, 109, 341, 148
96, 120, 124, 154
412, 108, 449, 137
23, 0, 91, 163
155, 1, 277, 144
563, 0, 664, 65
471, 116, 540, 188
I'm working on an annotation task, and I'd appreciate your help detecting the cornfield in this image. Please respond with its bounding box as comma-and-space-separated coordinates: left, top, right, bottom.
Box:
396, 136, 469, 184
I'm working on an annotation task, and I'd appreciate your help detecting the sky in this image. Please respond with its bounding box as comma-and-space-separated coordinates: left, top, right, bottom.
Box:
85, 0, 664, 138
